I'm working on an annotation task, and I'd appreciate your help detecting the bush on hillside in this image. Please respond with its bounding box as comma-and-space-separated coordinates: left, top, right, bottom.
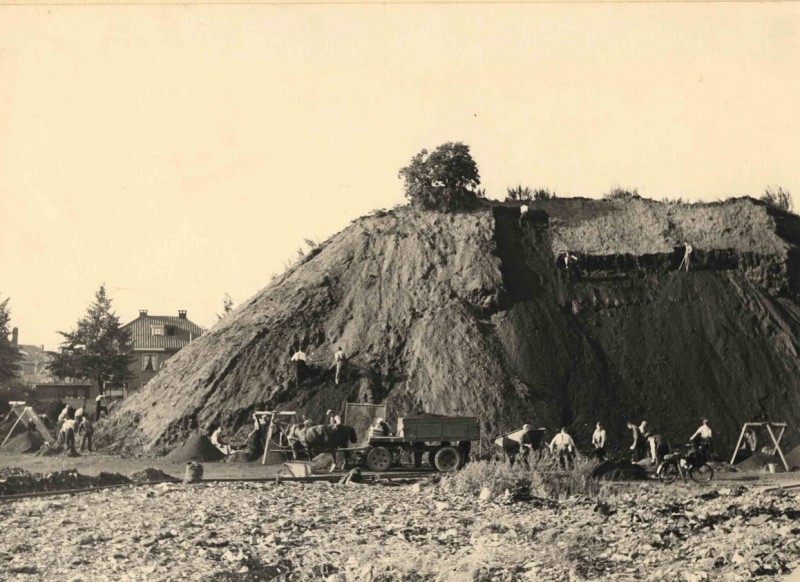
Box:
760, 186, 793, 212
603, 186, 640, 201
506, 185, 555, 202
398, 142, 481, 211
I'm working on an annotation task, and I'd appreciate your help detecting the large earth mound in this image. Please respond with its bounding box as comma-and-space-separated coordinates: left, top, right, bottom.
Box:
100, 197, 800, 456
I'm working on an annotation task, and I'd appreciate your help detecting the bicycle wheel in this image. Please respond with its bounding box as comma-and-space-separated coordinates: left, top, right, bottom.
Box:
690, 464, 714, 484
658, 462, 680, 484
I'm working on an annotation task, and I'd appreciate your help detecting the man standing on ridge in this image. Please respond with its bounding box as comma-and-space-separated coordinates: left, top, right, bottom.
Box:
519, 203, 529, 227
679, 242, 693, 272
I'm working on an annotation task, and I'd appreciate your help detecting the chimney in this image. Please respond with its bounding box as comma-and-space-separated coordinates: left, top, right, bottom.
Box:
139, 309, 148, 317
11, 327, 18, 347
178, 310, 187, 319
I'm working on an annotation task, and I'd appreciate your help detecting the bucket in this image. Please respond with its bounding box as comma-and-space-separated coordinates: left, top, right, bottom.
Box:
767, 463, 777, 474
184, 461, 204, 483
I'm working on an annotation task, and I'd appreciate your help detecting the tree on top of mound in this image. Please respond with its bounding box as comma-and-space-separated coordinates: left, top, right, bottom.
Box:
398, 142, 481, 211
49, 285, 133, 394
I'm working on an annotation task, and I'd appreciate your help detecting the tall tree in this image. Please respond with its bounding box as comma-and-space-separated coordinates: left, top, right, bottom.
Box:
49, 285, 133, 393
398, 142, 481, 211
0, 296, 21, 385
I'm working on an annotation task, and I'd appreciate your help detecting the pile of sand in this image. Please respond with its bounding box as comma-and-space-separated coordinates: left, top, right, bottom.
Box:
164, 432, 225, 463
735, 452, 783, 472
783, 445, 800, 470
0, 431, 43, 454
128, 468, 179, 483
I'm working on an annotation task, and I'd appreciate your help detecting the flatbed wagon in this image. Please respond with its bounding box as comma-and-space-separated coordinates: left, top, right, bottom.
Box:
364, 416, 480, 473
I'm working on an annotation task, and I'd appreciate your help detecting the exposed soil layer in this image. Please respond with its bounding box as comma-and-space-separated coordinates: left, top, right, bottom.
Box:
99, 198, 800, 458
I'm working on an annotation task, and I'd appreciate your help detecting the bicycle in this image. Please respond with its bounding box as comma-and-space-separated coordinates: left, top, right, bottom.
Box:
657, 442, 714, 484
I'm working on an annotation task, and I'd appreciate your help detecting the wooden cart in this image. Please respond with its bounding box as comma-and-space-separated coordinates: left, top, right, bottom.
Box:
365, 416, 480, 473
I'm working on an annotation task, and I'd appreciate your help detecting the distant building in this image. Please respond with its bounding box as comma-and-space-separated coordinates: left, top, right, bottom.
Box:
10, 328, 56, 387
122, 310, 204, 390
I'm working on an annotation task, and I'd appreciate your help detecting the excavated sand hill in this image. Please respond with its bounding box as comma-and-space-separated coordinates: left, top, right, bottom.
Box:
99, 198, 800, 457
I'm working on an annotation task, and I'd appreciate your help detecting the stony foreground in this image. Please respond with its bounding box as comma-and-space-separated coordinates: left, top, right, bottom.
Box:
0, 479, 798, 581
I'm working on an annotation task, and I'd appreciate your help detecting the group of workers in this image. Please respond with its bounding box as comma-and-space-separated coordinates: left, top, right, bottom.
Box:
510, 418, 715, 470
289, 346, 347, 387
56, 404, 96, 453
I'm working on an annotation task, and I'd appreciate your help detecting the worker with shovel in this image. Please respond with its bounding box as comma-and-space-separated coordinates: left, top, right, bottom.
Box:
678, 243, 693, 272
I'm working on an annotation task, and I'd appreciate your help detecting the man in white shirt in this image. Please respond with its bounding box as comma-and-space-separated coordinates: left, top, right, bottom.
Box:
519, 204, 529, 227
549, 427, 576, 469
290, 348, 308, 385
690, 418, 714, 455
679, 243, 693, 272
211, 425, 231, 455
61, 417, 77, 452
592, 422, 607, 462
334, 347, 345, 385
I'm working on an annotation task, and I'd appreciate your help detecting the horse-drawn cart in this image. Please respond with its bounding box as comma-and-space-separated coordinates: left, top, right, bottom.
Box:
365, 416, 480, 473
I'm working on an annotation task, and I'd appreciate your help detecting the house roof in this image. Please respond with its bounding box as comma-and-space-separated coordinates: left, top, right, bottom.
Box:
122, 312, 204, 351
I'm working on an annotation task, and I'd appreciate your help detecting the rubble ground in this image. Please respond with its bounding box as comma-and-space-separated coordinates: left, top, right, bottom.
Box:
1, 474, 799, 581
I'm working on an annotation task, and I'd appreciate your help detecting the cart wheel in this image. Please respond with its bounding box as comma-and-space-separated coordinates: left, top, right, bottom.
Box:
690, 464, 714, 484
366, 447, 393, 472
658, 461, 679, 484
434, 446, 462, 473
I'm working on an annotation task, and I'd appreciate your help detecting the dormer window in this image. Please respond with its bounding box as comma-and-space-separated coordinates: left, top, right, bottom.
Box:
151, 325, 165, 336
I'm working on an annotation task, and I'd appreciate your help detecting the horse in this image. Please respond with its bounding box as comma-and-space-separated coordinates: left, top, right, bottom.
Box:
286, 423, 358, 471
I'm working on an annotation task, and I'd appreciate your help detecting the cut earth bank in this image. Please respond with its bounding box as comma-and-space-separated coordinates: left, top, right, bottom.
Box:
101, 197, 800, 461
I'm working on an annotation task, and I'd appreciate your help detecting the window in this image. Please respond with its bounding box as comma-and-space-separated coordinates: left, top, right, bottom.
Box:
165, 326, 176, 336
151, 325, 165, 336
142, 354, 158, 372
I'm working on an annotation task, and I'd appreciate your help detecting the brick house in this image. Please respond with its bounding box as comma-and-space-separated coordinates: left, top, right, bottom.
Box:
122, 310, 204, 391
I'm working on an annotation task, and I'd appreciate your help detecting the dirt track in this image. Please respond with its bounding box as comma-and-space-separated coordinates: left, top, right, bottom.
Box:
1, 472, 799, 581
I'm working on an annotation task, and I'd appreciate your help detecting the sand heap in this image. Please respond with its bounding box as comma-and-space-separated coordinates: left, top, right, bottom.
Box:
101, 198, 800, 456
164, 432, 225, 463
0, 431, 43, 454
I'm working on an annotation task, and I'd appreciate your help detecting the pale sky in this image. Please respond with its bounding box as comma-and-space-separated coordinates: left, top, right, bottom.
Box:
2, 4, 799, 349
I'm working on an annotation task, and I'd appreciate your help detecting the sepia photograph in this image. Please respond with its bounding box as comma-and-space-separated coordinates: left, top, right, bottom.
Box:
1, 2, 800, 580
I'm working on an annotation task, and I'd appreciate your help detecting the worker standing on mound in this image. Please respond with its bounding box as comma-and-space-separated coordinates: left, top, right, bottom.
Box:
678, 242, 693, 272
290, 346, 308, 386
333, 346, 345, 385
549, 427, 576, 470
519, 203, 529, 227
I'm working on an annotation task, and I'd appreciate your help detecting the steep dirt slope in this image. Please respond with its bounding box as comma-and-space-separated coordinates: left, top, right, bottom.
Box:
101, 198, 800, 455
